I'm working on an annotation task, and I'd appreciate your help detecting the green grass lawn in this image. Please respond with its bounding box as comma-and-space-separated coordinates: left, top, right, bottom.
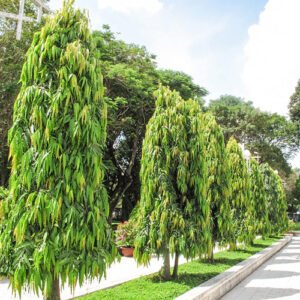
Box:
292, 222, 300, 231
79, 237, 280, 300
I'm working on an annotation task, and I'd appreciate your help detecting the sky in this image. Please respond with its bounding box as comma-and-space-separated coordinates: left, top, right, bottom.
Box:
49, 0, 300, 166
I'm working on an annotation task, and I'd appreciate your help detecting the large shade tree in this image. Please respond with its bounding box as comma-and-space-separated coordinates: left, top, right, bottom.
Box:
261, 163, 289, 234
134, 86, 211, 279
92, 27, 208, 220
208, 95, 298, 176
226, 137, 254, 249
0, 2, 116, 299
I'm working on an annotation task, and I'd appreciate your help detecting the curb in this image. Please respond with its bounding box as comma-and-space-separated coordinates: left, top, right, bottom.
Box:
175, 236, 292, 300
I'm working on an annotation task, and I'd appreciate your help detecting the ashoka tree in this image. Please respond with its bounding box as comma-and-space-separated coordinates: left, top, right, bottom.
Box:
0, 1, 116, 299
226, 137, 254, 249
134, 85, 211, 279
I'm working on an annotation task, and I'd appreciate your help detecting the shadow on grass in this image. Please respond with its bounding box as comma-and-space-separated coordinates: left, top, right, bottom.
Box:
149, 272, 220, 288
149, 254, 254, 289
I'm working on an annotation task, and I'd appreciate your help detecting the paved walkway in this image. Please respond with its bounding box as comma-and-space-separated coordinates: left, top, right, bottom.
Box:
222, 236, 300, 300
0, 241, 230, 300
0, 252, 190, 300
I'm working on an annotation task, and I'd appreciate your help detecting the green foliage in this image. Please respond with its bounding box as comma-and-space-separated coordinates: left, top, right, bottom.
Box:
249, 159, 270, 238
291, 177, 300, 212
0, 186, 8, 219
291, 221, 300, 231
115, 221, 137, 247
157, 69, 208, 107
92, 27, 159, 219
289, 79, 300, 122
91, 27, 209, 220
226, 137, 254, 246
283, 170, 300, 213
208, 95, 298, 175
261, 163, 289, 234
202, 113, 232, 249
0, 1, 116, 297
0, 186, 8, 199
134, 86, 211, 266
0, 0, 44, 186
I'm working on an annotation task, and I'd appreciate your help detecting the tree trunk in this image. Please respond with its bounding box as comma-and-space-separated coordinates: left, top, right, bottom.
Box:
0, 154, 9, 187
172, 251, 179, 279
208, 246, 214, 263
45, 277, 60, 300
229, 241, 237, 251
160, 247, 171, 280
108, 134, 139, 222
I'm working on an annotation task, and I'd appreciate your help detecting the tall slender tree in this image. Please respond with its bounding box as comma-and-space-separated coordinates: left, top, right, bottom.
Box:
134, 86, 211, 279
261, 163, 289, 235
202, 113, 232, 261
226, 137, 254, 249
0, 1, 116, 299
249, 159, 270, 238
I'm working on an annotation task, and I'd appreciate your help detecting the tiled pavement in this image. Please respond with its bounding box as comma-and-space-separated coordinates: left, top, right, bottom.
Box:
221, 237, 300, 300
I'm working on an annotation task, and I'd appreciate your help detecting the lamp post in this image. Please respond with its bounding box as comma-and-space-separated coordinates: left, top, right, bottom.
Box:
239, 143, 251, 170
244, 149, 251, 170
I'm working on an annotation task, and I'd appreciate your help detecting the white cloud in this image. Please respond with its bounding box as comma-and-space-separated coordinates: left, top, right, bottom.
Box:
243, 0, 300, 116
98, 0, 163, 14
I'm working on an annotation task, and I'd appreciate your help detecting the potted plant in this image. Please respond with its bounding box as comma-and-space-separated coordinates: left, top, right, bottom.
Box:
115, 220, 136, 257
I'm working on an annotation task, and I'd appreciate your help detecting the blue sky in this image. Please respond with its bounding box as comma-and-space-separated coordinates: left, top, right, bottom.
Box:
49, 0, 300, 166
49, 0, 266, 101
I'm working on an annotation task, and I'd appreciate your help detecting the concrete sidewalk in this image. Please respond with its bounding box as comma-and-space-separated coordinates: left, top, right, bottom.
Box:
221, 236, 300, 300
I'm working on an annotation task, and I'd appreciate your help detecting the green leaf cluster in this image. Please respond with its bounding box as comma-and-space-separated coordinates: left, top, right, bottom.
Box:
134, 86, 211, 265
208, 95, 298, 175
0, 1, 116, 297
260, 163, 289, 234
226, 137, 254, 246
249, 159, 270, 238
202, 113, 232, 248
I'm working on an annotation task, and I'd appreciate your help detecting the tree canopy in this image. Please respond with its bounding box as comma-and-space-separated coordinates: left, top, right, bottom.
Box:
0, 2, 116, 298
260, 163, 289, 234
0, 0, 45, 185
226, 137, 254, 248
249, 158, 270, 238
208, 95, 298, 175
289, 79, 300, 122
157, 69, 208, 107
202, 113, 232, 259
134, 86, 211, 279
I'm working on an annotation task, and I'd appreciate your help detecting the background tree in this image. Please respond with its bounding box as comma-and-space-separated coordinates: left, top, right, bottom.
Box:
284, 170, 300, 213
92, 27, 158, 220
0, 0, 46, 186
208, 95, 298, 176
157, 69, 208, 108
289, 79, 300, 122
249, 158, 270, 238
134, 86, 211, 279
92, 27, 208, 220
261, 163, 289, 234
202, 113, 232, 261
226, 137, 254, 249
0, 2, 116, 299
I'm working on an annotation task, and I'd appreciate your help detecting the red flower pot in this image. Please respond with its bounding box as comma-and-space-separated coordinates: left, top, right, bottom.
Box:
119, 247, 134, 257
